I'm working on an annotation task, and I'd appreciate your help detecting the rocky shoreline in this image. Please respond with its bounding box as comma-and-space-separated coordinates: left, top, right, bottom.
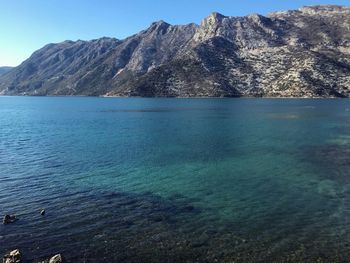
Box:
3, 249, 63, 263
2, 212, 63, 263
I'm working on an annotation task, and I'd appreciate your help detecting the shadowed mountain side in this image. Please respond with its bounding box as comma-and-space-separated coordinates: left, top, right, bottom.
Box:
0, 67, 13, 76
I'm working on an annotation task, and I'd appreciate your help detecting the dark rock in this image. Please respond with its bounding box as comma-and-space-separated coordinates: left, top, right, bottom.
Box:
3, 249, 21, 263
183, 205, 195, 212
151, 215, 164, 222
3, 214, 17, 224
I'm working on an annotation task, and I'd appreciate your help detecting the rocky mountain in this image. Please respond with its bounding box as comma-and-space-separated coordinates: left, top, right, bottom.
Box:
0, 67, 13, 76
1, 5, 350, 97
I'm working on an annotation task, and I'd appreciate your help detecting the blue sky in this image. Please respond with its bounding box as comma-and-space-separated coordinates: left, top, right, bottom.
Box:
1, 0, 349, 67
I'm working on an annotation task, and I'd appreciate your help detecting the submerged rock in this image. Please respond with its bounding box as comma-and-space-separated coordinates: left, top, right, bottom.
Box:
3, 249, 21, 263
2, 215, 17, 224
183, 205, 195, 212
38, 254, 64, 263
49, 254, 64, 263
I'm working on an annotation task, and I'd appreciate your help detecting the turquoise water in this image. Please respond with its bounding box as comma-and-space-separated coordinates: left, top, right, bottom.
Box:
1, 97, 350, 262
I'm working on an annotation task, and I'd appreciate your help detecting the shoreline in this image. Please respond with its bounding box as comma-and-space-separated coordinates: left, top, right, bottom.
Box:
0, 94, 348, 99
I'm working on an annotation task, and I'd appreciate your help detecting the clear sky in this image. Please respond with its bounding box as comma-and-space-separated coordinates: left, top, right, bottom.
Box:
1, 0, 349, 67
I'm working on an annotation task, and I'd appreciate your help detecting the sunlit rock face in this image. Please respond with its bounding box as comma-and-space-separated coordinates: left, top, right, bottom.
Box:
1, 5, 350, 97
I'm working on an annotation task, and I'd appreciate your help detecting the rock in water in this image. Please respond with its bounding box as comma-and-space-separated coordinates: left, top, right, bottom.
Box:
49, 254, 63, 263
2, 214, 17, 224
40, 209, 46, 216
3, 249, 21, 263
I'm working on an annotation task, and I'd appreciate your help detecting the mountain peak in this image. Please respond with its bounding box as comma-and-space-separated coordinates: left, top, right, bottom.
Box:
208, 12, 226, 19
205, 12, 226, 21
269, 5, 350, 18
151, 20, 169, 26
150, 20, 170, 28
247, 13, 263, 19
299, 5, 350, 13
200, 12, 226, 29
247, 13, 269, 23
147, 20, 171, 33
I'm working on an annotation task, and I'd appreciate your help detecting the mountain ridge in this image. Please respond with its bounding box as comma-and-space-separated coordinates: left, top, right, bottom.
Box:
0, 67, 13, 76
1, 5, 350, 97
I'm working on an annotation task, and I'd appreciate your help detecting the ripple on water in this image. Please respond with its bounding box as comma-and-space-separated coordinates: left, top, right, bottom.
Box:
1, 188, 350, 262
1, 97, 350, 262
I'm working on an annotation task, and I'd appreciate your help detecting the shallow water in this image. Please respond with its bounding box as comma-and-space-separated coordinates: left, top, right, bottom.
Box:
0, 97, 350, 262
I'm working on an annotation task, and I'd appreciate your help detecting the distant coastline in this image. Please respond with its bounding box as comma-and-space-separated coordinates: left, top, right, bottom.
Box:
0, 94, 347, 99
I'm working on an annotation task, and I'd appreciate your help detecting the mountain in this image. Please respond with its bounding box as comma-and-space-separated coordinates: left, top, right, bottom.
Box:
1, 5, 350, 97
0, 67, 13, 76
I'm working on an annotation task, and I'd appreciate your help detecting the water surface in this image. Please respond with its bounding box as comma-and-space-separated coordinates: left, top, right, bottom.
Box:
1, 97, 350, 262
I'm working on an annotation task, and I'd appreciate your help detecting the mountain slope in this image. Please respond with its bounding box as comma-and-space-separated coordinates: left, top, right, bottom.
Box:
1, 5, 350, 97
0, 67, 13, 76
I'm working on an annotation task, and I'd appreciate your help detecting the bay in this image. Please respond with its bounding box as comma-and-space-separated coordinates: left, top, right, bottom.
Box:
1, 96, 350, 262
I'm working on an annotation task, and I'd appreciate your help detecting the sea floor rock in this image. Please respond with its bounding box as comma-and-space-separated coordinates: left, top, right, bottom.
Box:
49, 254, 63, 263
2, 215, 17, 224
3, 249, 21, 263
37, 254, 64, 263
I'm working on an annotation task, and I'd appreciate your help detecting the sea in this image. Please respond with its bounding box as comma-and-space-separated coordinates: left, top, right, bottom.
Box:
1, 96, 350, 262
